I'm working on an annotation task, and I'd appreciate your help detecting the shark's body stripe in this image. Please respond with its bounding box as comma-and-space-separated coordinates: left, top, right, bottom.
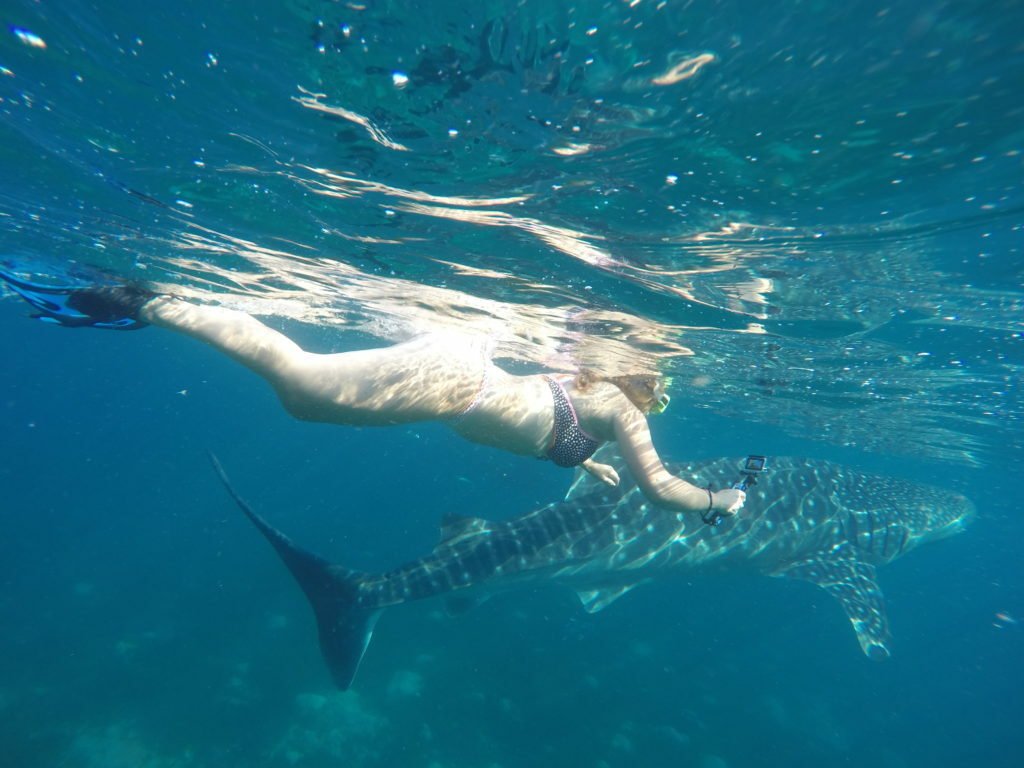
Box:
847, 508, 859, 548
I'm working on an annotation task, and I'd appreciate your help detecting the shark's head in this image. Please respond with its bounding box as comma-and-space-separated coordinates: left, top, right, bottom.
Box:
835, 471, 976, 567
906, 487, 976, 546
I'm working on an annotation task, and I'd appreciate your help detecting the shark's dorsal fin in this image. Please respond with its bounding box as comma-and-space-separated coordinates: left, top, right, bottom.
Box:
576, 584, 638, 614
772, 543, 892, 660
439, 513, 488, 544
565, 444, 628, 502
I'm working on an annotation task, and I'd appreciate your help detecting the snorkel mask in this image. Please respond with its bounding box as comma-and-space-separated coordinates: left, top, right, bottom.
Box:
649, 377, 672, 415
650, 393, 671, 414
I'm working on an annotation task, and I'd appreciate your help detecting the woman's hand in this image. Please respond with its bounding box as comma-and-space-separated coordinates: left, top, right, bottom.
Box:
581, 459, 620, 486
712, 487, 746, 515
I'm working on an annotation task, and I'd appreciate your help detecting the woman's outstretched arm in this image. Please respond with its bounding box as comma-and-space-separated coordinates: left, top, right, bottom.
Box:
613, 409, 746, 515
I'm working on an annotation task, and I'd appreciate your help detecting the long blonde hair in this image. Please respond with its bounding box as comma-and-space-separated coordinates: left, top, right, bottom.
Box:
575, 370, 664, 414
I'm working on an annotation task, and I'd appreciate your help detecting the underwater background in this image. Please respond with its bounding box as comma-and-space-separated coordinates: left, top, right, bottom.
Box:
0, 1, 1021, 766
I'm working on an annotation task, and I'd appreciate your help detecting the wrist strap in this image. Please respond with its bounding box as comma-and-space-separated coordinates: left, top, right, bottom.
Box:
701, 486, 723, 527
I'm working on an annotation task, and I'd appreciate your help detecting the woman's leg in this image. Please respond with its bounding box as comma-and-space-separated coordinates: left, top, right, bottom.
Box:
141, 297, 487, 425
142, 297, 305, 382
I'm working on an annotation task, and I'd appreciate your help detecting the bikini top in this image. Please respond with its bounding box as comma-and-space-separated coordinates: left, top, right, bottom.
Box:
543, 376, 601, 468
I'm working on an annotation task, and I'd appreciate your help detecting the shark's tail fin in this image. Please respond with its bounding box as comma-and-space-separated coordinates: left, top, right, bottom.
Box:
210, 455, 380, 689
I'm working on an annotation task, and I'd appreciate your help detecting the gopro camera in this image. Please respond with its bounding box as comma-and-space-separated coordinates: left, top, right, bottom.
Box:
733, 455, 768, 492
704, 456, 770, 528
703, 454, 770, 528
743, 455, 767, 474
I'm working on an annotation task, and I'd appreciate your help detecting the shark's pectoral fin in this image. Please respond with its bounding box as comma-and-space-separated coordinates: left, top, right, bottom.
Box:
773, 544, 892, 661
576, 584, 638, 614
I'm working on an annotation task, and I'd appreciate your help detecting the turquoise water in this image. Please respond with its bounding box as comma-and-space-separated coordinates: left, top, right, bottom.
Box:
1, 1, 1021, 766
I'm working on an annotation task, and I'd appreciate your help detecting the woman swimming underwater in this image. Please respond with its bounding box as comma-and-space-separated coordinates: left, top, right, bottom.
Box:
0, 269, 746, 518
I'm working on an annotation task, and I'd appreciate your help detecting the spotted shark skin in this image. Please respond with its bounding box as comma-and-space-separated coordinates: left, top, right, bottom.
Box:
212, 452, 974, 689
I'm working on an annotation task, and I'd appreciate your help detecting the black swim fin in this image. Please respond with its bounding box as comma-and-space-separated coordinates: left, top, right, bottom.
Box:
0, 266, 153, 330
209, 455, 380, 690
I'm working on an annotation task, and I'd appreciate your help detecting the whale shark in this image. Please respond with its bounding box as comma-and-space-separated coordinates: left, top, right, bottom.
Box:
211, 451, 974, 689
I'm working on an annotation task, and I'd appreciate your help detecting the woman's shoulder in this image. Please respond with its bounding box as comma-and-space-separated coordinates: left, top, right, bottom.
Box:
567, 373, 627, 397
569, 377, 635, 417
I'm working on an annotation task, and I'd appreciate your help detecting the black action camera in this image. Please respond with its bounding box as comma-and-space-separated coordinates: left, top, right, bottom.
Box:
704, 455, 770, 528
742, 455, 768, 475
733, 455, 768, 492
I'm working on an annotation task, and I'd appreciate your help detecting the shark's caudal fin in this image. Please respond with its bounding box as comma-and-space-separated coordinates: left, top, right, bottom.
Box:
209, 455, 380, 689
